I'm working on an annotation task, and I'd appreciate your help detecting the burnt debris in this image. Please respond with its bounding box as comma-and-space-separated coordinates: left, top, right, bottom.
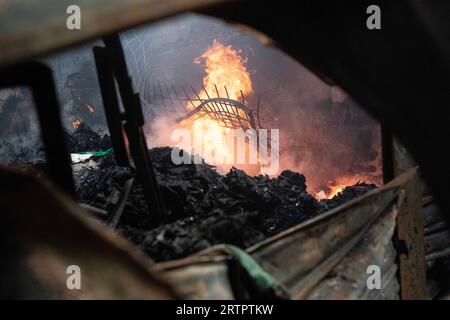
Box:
67, 123, 112, 153
319, 182, 377, 212
70, 126, 376, 262
4, 124, 376, 262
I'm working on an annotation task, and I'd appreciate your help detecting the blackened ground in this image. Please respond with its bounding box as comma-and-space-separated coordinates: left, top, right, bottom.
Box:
75, 144, 376, 262
0, 122, 112, 164
67, 123, 112, 153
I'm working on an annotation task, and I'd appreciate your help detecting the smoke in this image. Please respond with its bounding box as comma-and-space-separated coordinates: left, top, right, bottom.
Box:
146, 111, 186, 148
0, 13, 382, 193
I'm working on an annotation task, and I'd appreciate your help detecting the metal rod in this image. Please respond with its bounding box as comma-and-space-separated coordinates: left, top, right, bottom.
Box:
224, 85, 230, 99
107, 178, 134, 229
93, 46, 129, 167
163, 81, 176, 112
182, 86, 197, 110
79, 203, 108, 217
103, 34, 166, 226
191, 86, 218, 121
256, 94, 262, 129
201, 84, 223, 121
158, 81, 169, 111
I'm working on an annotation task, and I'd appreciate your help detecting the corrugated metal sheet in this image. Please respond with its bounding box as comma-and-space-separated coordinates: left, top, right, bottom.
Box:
157, 169, 415, 299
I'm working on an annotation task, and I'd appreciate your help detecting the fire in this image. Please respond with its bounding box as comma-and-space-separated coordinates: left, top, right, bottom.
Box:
87, 104, 94, 113
181, 40, 253, 166
315, 175, 372, 200
325, 184, 347, 199
194, 40, 252, 100
72, 119, 81, 129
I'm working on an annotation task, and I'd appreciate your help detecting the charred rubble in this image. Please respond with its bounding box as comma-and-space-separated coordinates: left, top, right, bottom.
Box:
71, 125, 376, 262
2, 124, 376, 262
66, 123, 112, 153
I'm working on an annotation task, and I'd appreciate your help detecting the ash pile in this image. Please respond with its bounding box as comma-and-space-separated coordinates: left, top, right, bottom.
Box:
72, 125, 376, 262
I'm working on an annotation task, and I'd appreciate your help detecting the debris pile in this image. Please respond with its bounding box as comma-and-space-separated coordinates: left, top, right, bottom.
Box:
119, 147, 322, 261
67, 123, 112, 153
9, 124, 375, 262
319, 182, 377, 212
73, 130, 376, 262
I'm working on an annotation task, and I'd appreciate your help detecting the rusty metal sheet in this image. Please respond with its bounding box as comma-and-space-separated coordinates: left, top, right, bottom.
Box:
245, 168, 415, 299
155, 169, 415, 299
0, 0, 229, 69
0, 166, 176, 299
306, 196, 400, 300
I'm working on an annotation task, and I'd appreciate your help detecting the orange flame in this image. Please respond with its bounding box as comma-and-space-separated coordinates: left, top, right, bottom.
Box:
182, 40, 253, 166
194, 40, 252, 100
325, 184, 347, 199
87, 104, 94, 113
315, 175, 371, 200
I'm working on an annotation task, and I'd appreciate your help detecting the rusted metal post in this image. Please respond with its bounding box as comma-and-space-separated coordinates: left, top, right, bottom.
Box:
382, 127, 427, 299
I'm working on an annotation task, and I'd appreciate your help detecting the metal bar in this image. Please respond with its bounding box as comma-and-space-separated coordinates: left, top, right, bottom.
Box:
79, 203, 108, 217
163, 81, 176, 112
0, 61, 75, 197
107, 178, 134, 228
256, 95, 262, 129
158, 81, 169, 111
152, 79, 158, 104
224, 85, 230, 99
93, 46, 129, 167
191, 86, 218, 121
215, 84, 235, 125
201, 85, 223, 122
182, 86, 197, 110
103, 34, 166, 226
171, 84, 185, 111
426, 248, 450, 261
